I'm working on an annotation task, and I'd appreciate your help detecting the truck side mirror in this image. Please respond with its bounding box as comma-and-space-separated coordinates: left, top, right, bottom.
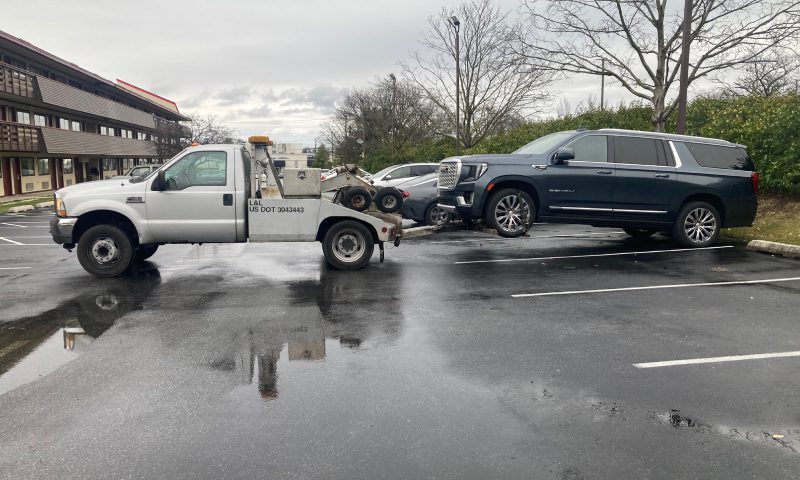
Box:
152, 170, 166, 191
552, 147, 575, 165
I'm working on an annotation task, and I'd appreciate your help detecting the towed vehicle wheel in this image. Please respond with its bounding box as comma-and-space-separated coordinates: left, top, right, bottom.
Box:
376, 187, 403, 213
77, 224, 134, 277
487, 189, 534, 238
425, 203, 451, 226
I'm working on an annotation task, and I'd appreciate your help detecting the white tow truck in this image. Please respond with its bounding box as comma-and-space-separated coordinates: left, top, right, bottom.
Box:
50, 136, 403, 277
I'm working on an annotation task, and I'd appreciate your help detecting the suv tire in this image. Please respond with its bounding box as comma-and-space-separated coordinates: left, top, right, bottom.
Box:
672, 201, 721, 247
486, 188, 534, 238
77, 224, 134, 277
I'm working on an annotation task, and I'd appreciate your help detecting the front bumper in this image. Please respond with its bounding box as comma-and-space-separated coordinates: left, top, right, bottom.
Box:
437, 186, 478, 218
50, 217, 77, 244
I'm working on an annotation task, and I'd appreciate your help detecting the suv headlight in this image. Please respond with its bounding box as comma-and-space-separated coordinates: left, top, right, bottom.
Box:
476, 163, 489, 179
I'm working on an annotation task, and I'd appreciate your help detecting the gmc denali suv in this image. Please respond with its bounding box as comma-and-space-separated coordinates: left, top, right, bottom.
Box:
437, 129, 758, 247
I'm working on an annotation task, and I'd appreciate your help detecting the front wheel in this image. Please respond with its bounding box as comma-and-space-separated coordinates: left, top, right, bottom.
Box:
486, 188, 535, 238
134, 244, 159, 262
672, 201, 721, 247
76, 224, 135, 277
322, 220, 375, 270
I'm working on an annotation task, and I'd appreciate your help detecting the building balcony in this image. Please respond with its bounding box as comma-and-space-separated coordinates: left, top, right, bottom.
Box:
0, 120, 157, 157
0, 120, 40, 152
1, 61, 174, 131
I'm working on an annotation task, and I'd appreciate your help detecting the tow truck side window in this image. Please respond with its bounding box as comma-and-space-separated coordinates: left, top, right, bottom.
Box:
163, 151, 227, 190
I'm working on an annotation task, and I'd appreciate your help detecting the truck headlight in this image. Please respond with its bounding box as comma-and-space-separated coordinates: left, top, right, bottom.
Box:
55, 195, 67, 217
476, 163, 489, 179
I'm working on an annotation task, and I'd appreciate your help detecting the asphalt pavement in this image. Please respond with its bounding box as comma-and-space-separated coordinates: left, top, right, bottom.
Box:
2, 208, 800, 479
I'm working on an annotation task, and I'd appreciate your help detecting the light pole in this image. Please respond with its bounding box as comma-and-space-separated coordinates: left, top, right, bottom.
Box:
449, 15, 460, 155
389, 73, 397, 160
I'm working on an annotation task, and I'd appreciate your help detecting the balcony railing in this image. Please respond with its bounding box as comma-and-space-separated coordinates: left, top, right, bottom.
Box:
0, 121, 41, 152
0, 63, 35, 98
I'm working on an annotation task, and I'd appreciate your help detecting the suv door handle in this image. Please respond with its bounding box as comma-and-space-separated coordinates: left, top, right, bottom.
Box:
223, 193, 233, 206
654, 173, 670, 178
595, 170, 613, 175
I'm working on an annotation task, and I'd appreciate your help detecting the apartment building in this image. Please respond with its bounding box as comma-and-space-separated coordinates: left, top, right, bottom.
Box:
0, 29, 188, 197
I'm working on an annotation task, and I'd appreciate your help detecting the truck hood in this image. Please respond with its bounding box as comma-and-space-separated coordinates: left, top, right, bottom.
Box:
57, 178, 146, 201
443, 153, 547, 165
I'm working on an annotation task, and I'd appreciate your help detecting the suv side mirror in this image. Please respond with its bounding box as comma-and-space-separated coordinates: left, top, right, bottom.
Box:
552, 147, 575, 165
152, 170, 166, 191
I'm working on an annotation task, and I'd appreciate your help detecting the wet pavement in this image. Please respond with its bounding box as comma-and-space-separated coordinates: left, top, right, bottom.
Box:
2, 209, 800, 479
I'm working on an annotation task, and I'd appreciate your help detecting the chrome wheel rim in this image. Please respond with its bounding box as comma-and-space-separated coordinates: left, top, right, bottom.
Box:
332, 229, 366, 263
90, 236, 121, 265
494, 194, 530, 233
684, 207, 716, 243
429, 206, 448, 225
382, 196, 398, 210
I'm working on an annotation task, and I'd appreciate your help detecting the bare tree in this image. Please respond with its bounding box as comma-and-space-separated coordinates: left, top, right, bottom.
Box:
184, 112, 235, 145
715, 50, 800, 97
518, 0, 800, 131
402, 0, 553, 149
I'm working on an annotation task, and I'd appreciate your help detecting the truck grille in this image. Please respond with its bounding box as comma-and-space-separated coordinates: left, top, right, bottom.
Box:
438, 160, 460, 190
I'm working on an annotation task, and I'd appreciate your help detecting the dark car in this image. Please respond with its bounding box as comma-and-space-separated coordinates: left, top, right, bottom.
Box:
437, 128, 758, 247
397, 173, 452, 225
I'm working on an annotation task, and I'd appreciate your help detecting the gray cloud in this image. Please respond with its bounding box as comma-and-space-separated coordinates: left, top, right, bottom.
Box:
215, 86, 252, 106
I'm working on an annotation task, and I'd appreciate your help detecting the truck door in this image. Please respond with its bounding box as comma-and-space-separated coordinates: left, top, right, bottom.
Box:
145, 149, 237, 243
545, 134, 614, 215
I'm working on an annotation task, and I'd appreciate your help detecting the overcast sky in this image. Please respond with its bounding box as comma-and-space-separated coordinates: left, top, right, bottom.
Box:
4, 0, 700, 146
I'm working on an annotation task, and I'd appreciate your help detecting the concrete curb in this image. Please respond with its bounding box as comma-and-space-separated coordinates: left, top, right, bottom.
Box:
402, 225, 437, 239
34, 201, 54, 208
6, 205, 35, 213
747, 240, 800, 259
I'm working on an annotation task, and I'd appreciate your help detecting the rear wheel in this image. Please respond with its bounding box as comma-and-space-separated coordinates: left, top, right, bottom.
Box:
672, 201, 720, 247
623, 228, 657, 239
425, 203, 451, 226
77, 224, 134, 277
322, 220, 375, 270
486, 188, 534, 238
375, 187, 403, 213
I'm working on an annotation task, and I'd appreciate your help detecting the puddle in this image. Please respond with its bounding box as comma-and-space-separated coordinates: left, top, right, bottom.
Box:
0, 268, 161, 396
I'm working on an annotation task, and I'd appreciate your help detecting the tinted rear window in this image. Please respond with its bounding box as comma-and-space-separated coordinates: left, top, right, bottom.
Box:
682, 142, 753, 170
613, 136, 659, 166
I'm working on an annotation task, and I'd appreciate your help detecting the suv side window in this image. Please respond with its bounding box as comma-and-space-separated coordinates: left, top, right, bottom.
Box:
613, 136, 659, 166
164, 151, 227, 190
564, 135, 608, 163
681, 142, 754, 171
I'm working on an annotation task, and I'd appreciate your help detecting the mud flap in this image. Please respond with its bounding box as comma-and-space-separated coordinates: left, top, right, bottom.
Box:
379, 242, 385, 263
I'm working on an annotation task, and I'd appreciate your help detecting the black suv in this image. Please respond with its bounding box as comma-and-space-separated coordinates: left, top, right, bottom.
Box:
437, 129, 758, 247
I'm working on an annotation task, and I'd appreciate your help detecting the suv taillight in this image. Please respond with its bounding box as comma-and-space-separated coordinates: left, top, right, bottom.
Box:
751, 172, 759, 195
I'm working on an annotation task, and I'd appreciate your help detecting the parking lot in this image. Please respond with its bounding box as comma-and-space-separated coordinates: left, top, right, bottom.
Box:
2, 208, 800, 479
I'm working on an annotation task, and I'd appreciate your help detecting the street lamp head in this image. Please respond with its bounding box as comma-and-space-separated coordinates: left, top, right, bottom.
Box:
389, 73, 396, 81
449, 16, 460, 27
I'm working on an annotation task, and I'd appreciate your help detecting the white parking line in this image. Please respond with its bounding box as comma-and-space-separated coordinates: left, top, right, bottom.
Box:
634, 350, 800, 368
0, 236, 23, 245
0, 221, 49, 224
0, 267, 31, 270
512, 276, 800, 298
456, 245, 734, 264
0, 223, 26, 227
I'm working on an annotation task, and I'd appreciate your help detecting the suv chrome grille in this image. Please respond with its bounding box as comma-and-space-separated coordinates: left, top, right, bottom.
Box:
438, 160, 460, 190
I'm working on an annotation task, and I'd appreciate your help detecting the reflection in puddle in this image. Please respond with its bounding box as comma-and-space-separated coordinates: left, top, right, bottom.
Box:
0, 267, 161, 396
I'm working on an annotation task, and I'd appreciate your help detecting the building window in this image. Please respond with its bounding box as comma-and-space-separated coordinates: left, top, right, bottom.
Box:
37, 158, 50, 175
102, 158, 118, 171
20, 158, 35, 176
58, 118, 70, 130
106, 127, 116, 136
16, 111, 31, 124
34, 114, 46, 127
100, 126, 108, 135
71, 121, 82, 132
63, 159, 74, 174
137, 132, 148, 141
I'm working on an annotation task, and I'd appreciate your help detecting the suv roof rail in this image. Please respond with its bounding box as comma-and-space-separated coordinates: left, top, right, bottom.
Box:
597, 128, 744, 148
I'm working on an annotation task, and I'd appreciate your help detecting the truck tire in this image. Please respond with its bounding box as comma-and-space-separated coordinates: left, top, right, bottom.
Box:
322, 220, 374, 270
342, 187, 371, 212
134, 244, 159, 262
672, 201, 720, 247
486, 188, 534, 238
375, 187, 403, 213
77, 224, 135, 278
